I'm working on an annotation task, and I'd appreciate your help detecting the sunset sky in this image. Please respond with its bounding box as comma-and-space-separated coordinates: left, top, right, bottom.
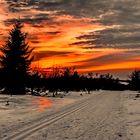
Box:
0, 0, 140, 78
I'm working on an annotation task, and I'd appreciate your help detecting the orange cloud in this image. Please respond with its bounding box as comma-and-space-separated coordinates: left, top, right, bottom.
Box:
0, 4, 140, 76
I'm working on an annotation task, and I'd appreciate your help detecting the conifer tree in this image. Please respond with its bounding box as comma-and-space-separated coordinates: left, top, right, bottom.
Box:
0, 20, 33, 94
129, 70, 140, 90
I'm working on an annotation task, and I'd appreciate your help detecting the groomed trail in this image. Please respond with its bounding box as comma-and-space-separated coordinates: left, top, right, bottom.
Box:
1, 91, 129, 140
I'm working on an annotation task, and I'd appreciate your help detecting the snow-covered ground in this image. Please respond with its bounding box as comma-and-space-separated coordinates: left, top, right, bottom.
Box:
123, 91, 140, 140
0, 91, 98, 139
0, 90, 140, 140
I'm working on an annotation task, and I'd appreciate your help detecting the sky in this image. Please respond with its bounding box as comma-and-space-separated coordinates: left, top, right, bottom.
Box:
0, 0, 140, 78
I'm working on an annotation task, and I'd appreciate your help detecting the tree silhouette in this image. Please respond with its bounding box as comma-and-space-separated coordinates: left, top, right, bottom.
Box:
129, 70, 140, 90
27, 70, 42, 95
0, 20, 33, 94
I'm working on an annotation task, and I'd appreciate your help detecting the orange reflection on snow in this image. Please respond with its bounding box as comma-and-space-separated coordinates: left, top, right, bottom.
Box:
34, 97, 53, 111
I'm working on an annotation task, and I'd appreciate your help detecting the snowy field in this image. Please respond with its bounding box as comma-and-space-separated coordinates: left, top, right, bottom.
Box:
123, 91, 140, 140
0, 90, 140, 140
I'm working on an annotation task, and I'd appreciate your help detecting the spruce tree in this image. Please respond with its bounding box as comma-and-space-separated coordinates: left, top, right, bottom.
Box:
0, 20, 33, 94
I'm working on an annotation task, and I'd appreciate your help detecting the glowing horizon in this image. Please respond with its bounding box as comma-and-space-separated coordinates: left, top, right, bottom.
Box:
0, 0, 140, 78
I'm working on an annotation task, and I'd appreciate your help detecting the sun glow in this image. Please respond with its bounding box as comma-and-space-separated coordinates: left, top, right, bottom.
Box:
34, 97, 53, 111
0, 1, 140, 76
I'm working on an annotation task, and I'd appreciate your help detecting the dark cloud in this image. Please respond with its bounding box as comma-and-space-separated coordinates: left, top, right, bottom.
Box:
4, 13, 51, 26
100, 0, 140, 26
72, 50, 140, 70
33, 51, 74, 61
5, 0, 140, 20
4, 0, 140, 57
5, 0, 39, 12
5, 0, 140, 25
45, 31, 61, 35
27, 35, 41, 44
72, 25, 140, 49
30, 40, 40, 44
5, 0, 109, 17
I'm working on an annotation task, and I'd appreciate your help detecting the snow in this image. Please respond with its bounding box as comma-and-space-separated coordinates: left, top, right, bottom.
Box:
0, 90, 140, 140
123, 91, 140, 140
0, 91, 95, 139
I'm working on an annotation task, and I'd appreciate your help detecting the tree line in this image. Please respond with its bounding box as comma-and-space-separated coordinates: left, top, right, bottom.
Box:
0, 20, 139, 96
